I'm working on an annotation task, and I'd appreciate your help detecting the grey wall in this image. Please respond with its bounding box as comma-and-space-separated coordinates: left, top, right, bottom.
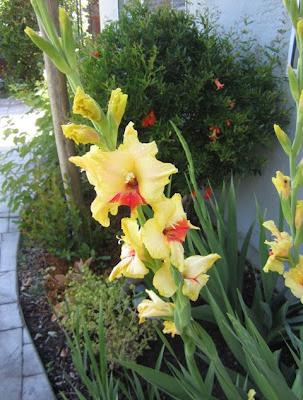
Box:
189, 0, 293, 265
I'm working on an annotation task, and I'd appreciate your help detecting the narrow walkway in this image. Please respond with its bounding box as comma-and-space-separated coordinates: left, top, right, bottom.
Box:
0, 97, 55, 399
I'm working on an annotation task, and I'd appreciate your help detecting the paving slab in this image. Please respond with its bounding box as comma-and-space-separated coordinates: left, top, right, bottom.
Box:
0, 232, 19, 271
23, 327, 32, 345
22, 373, 55, 400
23, 344, 44, 376
0, 270, 18, 303
0, 302, 22, 331
0, 328, 22, 400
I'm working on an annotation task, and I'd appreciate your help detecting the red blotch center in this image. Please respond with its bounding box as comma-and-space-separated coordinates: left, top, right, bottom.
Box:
163, 219, 190, 243
110, 174, 146, 210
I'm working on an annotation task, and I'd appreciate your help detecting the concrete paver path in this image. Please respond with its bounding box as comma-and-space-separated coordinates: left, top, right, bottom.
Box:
0, 97, 55, 399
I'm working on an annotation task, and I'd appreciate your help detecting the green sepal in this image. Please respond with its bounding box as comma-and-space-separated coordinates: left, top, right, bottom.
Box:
281, 198, 292, 226
288, 65, 300, 103
59, 8, 77, 69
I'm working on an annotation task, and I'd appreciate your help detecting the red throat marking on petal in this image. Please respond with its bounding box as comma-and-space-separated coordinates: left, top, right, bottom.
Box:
110, 177, 146, 209
163, 219, 190, 243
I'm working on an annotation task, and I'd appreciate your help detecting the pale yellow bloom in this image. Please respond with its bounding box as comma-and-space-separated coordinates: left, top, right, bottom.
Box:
73, 87, 101, 122
153, 254, 220, 301
62, 123, 99, 145
182, 254, 221, 301
108, 88, 128, 126
263, 220, 292, 258
284, 257, 303, 303
263, 220, 291, 274
69, 122, 177, 227
272, 171, 291, 199
137, 290, 174, 324
247, 388, 256, 400
163, 321, 179, 337
295, 200, 303, 229
142, 194, 197, 271
108, 218, 148, 281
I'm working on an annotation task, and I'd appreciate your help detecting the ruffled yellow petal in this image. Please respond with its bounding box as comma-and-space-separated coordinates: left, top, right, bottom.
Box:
263, 255, 284, 274
247, 389, 256, 400
121, 217, 145, 260
123, 255, 149, 279
263, 220, 292, 258
182, 274, 209, 301
153, 262, 177, 298
142, 219, 169, 259
137, 290, 174, 323
108, 257, 130, 281
295, 200, 303, 229
169, 241, 185, 271
73, 87, 101, 122
183, 254, 221, 276
284, 257, 303, 302
263, 220, 281, 238
120, 122, 158, 157
91, 196, 118, 227
135, 157, 177, 203
163, 321, 179, 337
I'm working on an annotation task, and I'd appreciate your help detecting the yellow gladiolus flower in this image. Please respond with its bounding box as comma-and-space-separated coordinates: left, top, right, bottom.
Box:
272, 171, 291, 199
69, 122, 177, 227
295, 200, 303, 229
142, 194, 197, 271
284, 257, 303, 303
108, 88, 128, 126
247, 388, 256, 400
153, 254, 220, 301
62, 123, 99, 145
263, 220, 291, 274
263, 220, 292, 258
73, 87, 102, 122
137, 290, 175, 324
181, 254, 221, 301
108, 218, 148, 281
163, 321, 179, 337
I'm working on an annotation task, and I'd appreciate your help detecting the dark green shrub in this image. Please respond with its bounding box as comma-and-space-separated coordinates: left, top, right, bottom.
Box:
0, 0, 43, 85
81, 1, 288, 188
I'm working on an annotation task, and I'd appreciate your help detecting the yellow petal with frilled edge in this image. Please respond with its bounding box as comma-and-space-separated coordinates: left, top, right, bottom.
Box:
163, 321, 179, 337
152, 194, 184, 228
91, 197, 119, 227
119, 122, 158, 157
121, 217, 145, 260
142, 218, 170, 259
153, 261, 177, 298
135, 156, 177, 204
169, 241, 185, 271
108, 88, 128, 126
272, 171, 291, 199
263, 255, 284, 274
263, 220, 292, 258
181, 254, 221, 301
108, 257, 130, 281
124, 255, 149, 279
182, 274, 209, 302
137, 290, 174, 324
73, 87, 101, 122
284, 257, 303, 302
62, 123, 99, 145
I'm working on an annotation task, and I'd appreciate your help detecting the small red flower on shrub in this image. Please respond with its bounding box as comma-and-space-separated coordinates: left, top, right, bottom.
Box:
208, 126, 221, 142
225, 119, 232, 128
142, 110, 157, 128
204, 186, 213, 200
214, 78, 224, 90
91, 51, 101, 58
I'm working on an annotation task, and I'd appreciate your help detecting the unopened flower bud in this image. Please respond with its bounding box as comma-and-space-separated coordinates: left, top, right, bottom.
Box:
73, 87, 102, 122
295, 200, 303, 229
272, 171, 291, 200
273, 124, 291, 154
108, 88, 128, 126
62, 123, 99, 145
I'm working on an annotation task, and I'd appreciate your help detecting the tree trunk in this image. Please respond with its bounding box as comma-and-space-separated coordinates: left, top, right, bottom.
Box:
39, 0, 84, 211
